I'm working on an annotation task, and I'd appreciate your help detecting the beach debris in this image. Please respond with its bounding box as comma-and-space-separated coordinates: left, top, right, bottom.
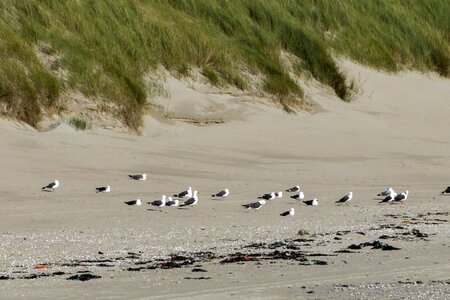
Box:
41, 180, 59, 191
34, 265, 51, 269
211, 188, 229, 198
67, 273, 102, 281
95, 186, 111, 193
336, 192, 353, 204
347, 240, 401, 251
174, 187, 192, 198
280, 208, 295, 216
192, 268, 208, 272
286, 185, 300, 192
128, 174, 147, 181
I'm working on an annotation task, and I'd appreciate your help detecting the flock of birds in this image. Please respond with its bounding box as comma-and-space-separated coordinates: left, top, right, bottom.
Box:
41, 176, 450, 217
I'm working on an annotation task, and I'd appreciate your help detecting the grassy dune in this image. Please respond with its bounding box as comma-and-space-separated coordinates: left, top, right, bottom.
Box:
0, 0, 448, 130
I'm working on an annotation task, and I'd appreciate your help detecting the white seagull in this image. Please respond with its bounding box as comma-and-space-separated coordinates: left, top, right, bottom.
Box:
211, 188, 230, 198
379, 191, 397, 203
150, 195, 167, 210
275, 191, 283, 198
128, 174, 147, 181
95, 186, 111, 193
166, 197, 179, 207
290, 192, 305, 200
174, 187, 193, 198
378, 187, 395, 196
441, 186, 450, 194
280, 208, 295, 216
336, 192, 353, 204
125, 199, 141, 206
42, 180, 59, 191
286, 185, 300, 193
180, 190, 199, 207
303, 198, 318, 206
258, 192, 276, 200
394, 191, 409, 203
242, 200, 266, 210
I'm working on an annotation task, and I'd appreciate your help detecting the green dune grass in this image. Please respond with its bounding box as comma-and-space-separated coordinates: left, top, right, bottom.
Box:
0, 0, 448, 130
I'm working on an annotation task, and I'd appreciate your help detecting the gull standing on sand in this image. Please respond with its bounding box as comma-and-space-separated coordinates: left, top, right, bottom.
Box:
290, 192, 305, 200
128, 174, 147, 181
286, 185, 300, 193
280, 208, 295, 216
125, 199, 141, 206
150, 195, 167, 210
166, 197, 179, 207
394, 191, 409, 203
275, 191, 283, 198
174, 187, 192, 198
378, 188, 395, 196
95, 186, 111, 193
242, 200, 266, 210
336, 192, 353, 204
441, 186, 450, 194
42, 180, 59, 191
379, 191, 397, 203
211, 188, 230, 198
258, 192, 276, 201
180, 191, 199, 207
303, 198, 318, 206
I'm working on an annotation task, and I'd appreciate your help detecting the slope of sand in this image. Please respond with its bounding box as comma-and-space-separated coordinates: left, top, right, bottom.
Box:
0, 61, 449, 299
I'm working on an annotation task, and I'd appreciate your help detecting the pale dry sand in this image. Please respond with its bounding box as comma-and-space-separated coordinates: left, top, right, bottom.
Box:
0, 62, 449, 299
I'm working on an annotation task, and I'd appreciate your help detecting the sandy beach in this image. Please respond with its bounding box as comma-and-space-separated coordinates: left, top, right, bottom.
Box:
0, 61, 449, 299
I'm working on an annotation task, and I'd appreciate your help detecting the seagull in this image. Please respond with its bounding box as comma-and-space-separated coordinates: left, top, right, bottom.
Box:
290, 192, 305, 200
303, 198, 318, 206
150, 195, 166, 210
211, 188, 229, 198
128, 174, 147, 181
258, 192, 276, 200
394, 190, 409, 203
379, 192, 397, 203
174, 187, 192, 198
125, 199, 141, 206
378, 187, 395, 196
336, 192, 353, 204
95, 186, 111, 193
275, 191, 283, 198
180, 191, 199, 207
286, 185, 300, 193
441, 186, 450, 194
242, 200, 266, 210
42, 180, 59, 191
280, 208, 295, 216
166, 197, 179, 207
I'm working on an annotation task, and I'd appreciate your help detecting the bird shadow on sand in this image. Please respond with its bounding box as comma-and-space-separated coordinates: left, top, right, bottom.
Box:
40, 190, 53, 193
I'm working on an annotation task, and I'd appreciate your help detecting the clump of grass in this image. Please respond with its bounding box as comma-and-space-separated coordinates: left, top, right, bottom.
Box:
69, 117, 91, 131
0, 0, 448, 130
201, 66, 220, 85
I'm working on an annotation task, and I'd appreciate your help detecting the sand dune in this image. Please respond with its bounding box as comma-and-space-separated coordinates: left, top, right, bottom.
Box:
0, 61, 449, 299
